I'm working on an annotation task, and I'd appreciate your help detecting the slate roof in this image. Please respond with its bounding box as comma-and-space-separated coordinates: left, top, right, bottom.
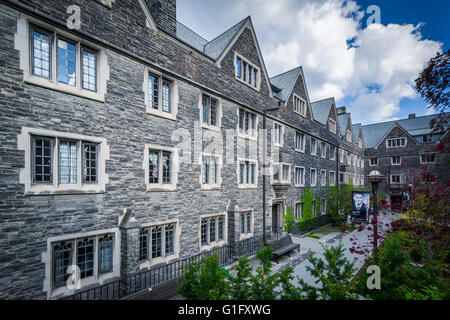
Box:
361, 114, 447, 148
352, 123, 361, 144
203, 17, 249, 59
269, 67, 303, 102
176, 21, 208, 52
311, 98, 335, 125
338, 113, 351, 136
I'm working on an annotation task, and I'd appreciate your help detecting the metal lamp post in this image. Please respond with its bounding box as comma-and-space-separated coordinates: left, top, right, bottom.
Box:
262, 105, 281, 245
368, 170, 384, 252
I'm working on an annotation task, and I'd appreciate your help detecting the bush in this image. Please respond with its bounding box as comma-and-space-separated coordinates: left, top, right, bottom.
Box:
283, 205, 294, 233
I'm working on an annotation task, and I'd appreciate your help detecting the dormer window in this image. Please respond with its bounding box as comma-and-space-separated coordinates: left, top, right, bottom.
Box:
346, 130, 352, 143
386, 138, 406, 148
235, 52, 259, 90
328, 118, 336, 134
293, 94, 306, 117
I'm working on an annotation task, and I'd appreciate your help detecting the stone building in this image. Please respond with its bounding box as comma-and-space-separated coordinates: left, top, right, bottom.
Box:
0, 0, 443, 300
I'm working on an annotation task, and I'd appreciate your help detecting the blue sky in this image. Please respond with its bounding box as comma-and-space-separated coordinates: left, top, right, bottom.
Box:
177, 0, 448, 124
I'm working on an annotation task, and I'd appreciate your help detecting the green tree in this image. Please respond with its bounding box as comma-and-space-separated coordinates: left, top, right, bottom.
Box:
249, 245, 280, 299
227, 255, 252, 299
302, 188, 314, 220
283, 205, 294, 232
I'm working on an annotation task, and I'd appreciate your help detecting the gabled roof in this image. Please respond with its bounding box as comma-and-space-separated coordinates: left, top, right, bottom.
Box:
338, 113, 351, 136
269, 67, 303, 102
203, 17, 248, 60
361, 114, 447, 148
352, 123, 362, 144
311, 97, 335, 125
176, 21, 208, 52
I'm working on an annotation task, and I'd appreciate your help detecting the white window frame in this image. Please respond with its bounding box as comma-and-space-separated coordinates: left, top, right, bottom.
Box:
144, 144, 179, 192
329, 171, 336, 186
295, 131, 306, 153
320, 170, 327, 186
420, 153, 437, 164
200, 152, 222, 190
271, 162, 291, 184
273, 122, 284, 148
42, 227, 120, 299
17, 127, 109, 196
294, 202, 303, 222
391, 156, 401, 166
293, 93, 307, 117
390, 174, 401, 184
386, 137, 407, 148
330, 145, 336, 161
199, 213, 228, 251
239, 210, 254, 241
139, 219, 180, 269
320, 142, 327, 158
237, 158, 258, 189
234, 52, 260, 91
237, 107, 259, 141
14, 17, 108, 102
328, 118, 337, 134
198, 92, 222, 132
143, 67, 179, 121
310, 168, 317, 187
370, 158, 378, 166
294, 166, 306, 187
311, 137, 317, 156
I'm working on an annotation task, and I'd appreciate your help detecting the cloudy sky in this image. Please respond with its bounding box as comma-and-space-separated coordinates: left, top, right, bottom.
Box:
177, 0, 449, 125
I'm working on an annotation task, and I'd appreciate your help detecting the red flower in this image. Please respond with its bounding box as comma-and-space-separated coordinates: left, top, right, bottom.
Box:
357, 225, 364, 232
340, 227, 347, 233
436, 142, 445, 151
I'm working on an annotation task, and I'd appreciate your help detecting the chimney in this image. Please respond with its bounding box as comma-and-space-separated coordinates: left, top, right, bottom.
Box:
336, 106, 347, 115
408, 113, 416, 119
147, 0, 177, 35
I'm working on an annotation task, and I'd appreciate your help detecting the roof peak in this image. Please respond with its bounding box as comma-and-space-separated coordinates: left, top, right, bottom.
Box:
270, 66, 302, 80
205, 16, 249, 45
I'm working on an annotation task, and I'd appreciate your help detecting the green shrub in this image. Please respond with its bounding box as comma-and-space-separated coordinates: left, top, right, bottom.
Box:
302, 188, 314, 220
283, 205, 294, 233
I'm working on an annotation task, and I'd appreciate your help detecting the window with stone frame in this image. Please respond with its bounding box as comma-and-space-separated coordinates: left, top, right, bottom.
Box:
386, 137, 406, 148
293, 93, 306, 117
139, 223, 176, 263
240, 211, 252, 236
148, 73, 172, 113
328, 118, 337, 134
235, 53, 259, 89
201, 94, 218, 128
238, 160, 257, 187
31, 135, 99, 186
273, 122, 284, 147
320, 142, 327, 158
330, 145, 336, 160
329, 171, 336, 186
310, 168, 317, 186
420, 153, 436, 164
272, 163, 291, 184
200, 215, 225, 247
52, 233, 114, 289
295, 202, 303, 221
148, 149, 172, 185
294, 166, 305, 187
370, 158, 378, 166
202, 154, 220, 187
391, 156, 401, 165
295, 131, 306, 152
320, 170, 327, 186
311, 137, 317, 156
238, 108, 257, 138
390, 174, 401, 184
346, 130, 352, 143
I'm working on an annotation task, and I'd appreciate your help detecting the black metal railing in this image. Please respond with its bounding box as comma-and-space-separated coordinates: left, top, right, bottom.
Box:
296, 214, 330, 234
237, 235, 264, 258
62, 245, 232, 300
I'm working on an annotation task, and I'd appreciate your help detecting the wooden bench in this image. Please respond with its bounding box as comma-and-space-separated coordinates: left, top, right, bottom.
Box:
271, 235, 300, 263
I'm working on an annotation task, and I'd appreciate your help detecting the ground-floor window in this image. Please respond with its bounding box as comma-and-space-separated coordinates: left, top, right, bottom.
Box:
295, 202, 303, 221
200, 215, 225, 247
139, 223, 176, 262
240, 211, 252, 235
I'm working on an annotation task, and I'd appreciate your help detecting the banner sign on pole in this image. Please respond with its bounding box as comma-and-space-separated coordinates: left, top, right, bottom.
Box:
351, 191, 370, 223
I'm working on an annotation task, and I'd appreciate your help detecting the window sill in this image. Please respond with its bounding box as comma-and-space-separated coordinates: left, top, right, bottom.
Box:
273, 143, 283, 148
201, 124, 221, 132
200, 241, 227, 252
238, 185, 258, 190
293, 110, 306, 118
146, 184, 177, 192
201, 184, 221, 191
239, 233, 254, 241
146, 107, 177, 121
25, 184, 105, 196
235, 76, 260, 92
24, 76, 105, 103
295, 149, 305, 153
237, 133, 258, 142
294, 184, 305, 188
139, 253, 178, 270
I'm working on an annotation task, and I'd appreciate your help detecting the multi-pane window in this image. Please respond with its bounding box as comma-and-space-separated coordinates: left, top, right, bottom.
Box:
240, 211, 252, 235
330, 145, 336, 160
420, 153, 436, 164
30, 27, 98, 91
391, 156, 401, 165
311, 138, 317, 155
328, 118, 336, 134
31, 136, 99, 185
235, 54, 259, 88
370, 158, 378, 166
390, 174, 401, 184
346, 131, 352, 143
329, 171, 336, 186
239, 160, 256, 186
295, 202, 303, 221
320, 199, 327, 214
202, 94, 218, 127
273, 123, 283, 146
149, 150, 172, 184
272, 163, 290, 184
339, 172, 344, 184
200, 215, 225, 247
321, 142, 327, 158
310, 168, 317, 186
293, 94, 306, 117
52, 234, 114, 289
139, 224, 176, 262
31, 29, 51, 78
57, 39, 76, 86
387, 138, 406, 148
238, 108, 257, 137
320, 170, 326, 186
149, 74, 172, 113
295, 131, 305, 152
294, 167, 305, 186
202, 155, 219, 185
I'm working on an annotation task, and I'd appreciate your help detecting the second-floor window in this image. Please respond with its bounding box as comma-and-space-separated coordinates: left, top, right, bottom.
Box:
311, 138, 317, 156
202, 94, 218, 127
329, 171, 336, 186
391, 156, 401, 165
294, 167, 305, 186
238, 108, 257, 137
320, 142, 327, 158
330, 145, 336, 160
390, 174, 401, 184
370, 158, 378, 166
31, 27, 98, 91
420, 153, 436, 164
149, 150, 172, 184
149, 74, 172, 113
273, 163, 291, 184
202, 155, 219, 186
310, 168, 317, 186
320, 170, 327, 186
387, 138, 406, 148
239, 160, 257, 187
273, 123, 283, 147
295, 131, 305, 152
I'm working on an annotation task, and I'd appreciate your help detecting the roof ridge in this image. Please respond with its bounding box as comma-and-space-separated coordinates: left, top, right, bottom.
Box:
176, 20, 209, 42
311, 97, 335, 104
205, 16, 249, 46
360, 113, 442, 128
269, 66, 302, 80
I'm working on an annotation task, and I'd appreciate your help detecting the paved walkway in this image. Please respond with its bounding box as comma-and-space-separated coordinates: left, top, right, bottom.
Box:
268, 210, 401, 287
